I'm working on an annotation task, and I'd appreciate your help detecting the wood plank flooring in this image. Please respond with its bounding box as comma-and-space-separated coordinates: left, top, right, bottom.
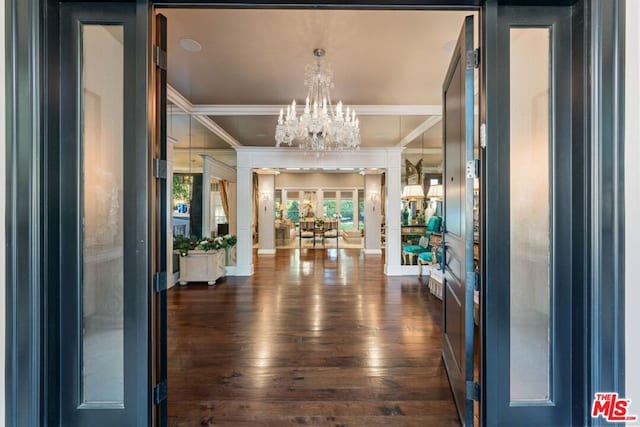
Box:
168, 248, 460, 426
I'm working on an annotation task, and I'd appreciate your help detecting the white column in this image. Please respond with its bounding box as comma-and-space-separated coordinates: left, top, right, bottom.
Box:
257, 173, 276, 254
315, 189, 324, 217
364, 174, 382, 254
201, 160, 212, 238
626, 0, 640, 406
235, 163, 253, 275
385, 151, 403, 275
352, 188, 359, 230
281, 189, 287, 219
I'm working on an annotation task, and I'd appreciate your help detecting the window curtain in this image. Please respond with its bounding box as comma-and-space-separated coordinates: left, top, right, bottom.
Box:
219, 179, 230, 226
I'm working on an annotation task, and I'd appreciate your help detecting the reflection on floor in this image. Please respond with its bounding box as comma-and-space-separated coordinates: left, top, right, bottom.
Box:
253, 237, 364, 250
168, 248, 459, 426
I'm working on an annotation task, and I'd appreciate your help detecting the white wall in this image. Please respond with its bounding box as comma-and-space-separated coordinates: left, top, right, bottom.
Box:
1, 0, 6, 422
625, 0, 640, 408
275, 172, 364, 189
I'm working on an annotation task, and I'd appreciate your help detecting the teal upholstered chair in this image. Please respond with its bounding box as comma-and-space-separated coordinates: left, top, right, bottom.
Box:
402, 216, 442, 265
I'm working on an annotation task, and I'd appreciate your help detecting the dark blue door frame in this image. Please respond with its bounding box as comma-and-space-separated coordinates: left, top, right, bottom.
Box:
5, 0, 625, 425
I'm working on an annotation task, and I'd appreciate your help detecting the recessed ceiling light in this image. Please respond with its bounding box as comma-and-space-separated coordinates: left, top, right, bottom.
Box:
179, 38, 202, 52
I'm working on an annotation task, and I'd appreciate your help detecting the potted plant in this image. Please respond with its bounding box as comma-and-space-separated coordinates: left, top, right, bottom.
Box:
173, 235, 235, 285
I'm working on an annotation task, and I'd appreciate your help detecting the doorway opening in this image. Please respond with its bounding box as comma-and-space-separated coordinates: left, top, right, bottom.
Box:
159, 6, 481, 426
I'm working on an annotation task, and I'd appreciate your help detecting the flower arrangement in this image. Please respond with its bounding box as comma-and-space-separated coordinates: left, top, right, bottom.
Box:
174, 234, 237, 257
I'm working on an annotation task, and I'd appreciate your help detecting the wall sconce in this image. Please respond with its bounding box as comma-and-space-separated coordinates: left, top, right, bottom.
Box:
261, 191, 271, 212
368, 192, 379, 212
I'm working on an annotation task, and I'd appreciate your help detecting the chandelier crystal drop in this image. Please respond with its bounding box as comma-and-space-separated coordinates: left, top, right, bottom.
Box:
275, 48, 361, 154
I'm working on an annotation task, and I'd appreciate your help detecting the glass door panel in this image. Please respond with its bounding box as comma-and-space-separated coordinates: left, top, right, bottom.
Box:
81, 23, 125, 406
509, 27, 552, 403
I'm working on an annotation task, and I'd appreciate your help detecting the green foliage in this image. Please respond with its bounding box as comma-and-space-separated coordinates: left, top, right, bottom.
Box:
172, 175, 192, 207
323, 200, 337, 217
287, 200, 299, 222
173, 234, 237, 257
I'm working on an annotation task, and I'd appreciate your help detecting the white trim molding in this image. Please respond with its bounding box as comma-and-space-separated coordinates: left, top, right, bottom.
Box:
201, 154, 237, 183
167, 84, 242, 147
398, 115, 442, 147
257, 249, 277, 255
364, 249, 383, 255
191, 104, 442, 116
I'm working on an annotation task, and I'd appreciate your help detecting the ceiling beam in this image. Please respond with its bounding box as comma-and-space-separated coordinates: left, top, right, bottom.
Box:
397, 115, 442, 147
190, 104, 442, 116
167, 84, 242, 147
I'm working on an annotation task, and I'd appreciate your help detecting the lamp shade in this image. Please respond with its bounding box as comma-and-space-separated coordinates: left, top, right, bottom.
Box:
427, 184, 443, 200
401, 184, 425, 200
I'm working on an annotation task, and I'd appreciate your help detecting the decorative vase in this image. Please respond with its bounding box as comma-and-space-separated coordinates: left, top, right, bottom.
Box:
402, 207, 410, 225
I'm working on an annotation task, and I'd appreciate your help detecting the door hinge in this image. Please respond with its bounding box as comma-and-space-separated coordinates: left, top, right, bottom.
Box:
466, 160, 476, 179
474, 159, 480, 179
153, 45, 167, 70
154, 272, 169, 293
466, 381, 480, 401
480, 123, 487, 149
153, 158, 168, 179
466, 48, 480, 70
153, 380, 168, 405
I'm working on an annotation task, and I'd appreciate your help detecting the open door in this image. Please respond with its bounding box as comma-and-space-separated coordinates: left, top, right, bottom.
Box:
58, 3, 150, 426
441, 15, 476, 427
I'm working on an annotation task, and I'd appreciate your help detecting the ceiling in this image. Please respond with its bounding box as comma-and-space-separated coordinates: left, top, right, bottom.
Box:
162, 8, 472, 165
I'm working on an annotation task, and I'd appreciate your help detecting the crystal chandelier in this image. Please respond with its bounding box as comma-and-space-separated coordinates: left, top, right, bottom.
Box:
275, 48, 361, 154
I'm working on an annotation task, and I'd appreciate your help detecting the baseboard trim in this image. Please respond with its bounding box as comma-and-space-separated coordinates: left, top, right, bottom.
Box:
257, 249, 277, 255
363, 249, 383, 255
233, 264, 254, 276
384, 264, 403, 276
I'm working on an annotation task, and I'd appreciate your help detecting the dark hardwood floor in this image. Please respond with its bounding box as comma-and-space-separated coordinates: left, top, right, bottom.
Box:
168, 248, 460, 426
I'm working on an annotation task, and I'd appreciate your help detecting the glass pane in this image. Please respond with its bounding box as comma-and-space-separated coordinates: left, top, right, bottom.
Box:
82, 24, 124, 404
286, 199, 300, 222
323, 198, 337, 218
509, 27, 551, 402
340, 198, 354, 230
358, 190, 365, 230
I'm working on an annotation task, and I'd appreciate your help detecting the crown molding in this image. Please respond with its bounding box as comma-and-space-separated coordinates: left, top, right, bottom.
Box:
397, 115, 442, 147
190, 104, 442, 116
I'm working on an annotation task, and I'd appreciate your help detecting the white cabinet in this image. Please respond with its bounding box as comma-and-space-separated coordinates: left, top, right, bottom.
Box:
177, 249, 226, 285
